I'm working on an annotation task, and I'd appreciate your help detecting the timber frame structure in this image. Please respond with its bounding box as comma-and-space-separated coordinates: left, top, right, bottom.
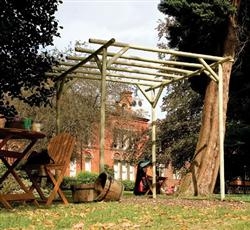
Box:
47, 38, 232, 200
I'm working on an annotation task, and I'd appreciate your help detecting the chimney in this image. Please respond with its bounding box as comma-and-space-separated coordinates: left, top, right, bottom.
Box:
118, 91, 133, 111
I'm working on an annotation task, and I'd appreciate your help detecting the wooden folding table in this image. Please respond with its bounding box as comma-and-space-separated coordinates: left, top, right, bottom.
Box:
0, 128, 45, 209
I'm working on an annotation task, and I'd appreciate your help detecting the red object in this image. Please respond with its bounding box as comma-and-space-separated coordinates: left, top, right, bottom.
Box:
139, 180, 144, 192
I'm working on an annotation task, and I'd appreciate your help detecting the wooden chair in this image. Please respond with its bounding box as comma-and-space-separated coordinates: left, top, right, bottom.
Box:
25, 133, 76, 206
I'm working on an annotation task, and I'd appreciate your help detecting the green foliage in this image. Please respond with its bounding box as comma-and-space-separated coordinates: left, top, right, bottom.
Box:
76, 171, 99, 184
0, 0, 62, 116
157, 80, 203, 169
122, 179, 134, 191
62, 172, 99, 190
0, 164, 31, 194
0, 162, 5, 175
158, 0, 234, 55
62, 172, 135, 192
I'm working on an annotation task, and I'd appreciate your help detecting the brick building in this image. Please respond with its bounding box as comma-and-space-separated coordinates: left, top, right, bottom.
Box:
69, 91, 149, 181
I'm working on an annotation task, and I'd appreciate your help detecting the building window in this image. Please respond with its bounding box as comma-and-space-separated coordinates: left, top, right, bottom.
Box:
129, 164, 135, 181
113, 159, 135, 181
85, 158, 91, 172
70, 160, 77, 177
121, 162, 127, 180
114, 160, 121, 180
113, 152, 135, 181
84, 152, 92, 172
112, 128, 137, 150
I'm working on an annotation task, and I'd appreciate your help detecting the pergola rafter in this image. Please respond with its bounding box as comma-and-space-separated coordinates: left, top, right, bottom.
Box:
47, 38, 233, 200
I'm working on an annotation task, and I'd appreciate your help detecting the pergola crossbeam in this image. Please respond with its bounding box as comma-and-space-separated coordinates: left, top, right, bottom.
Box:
52, 67, 166, 83
75, 47, 204, 69
53, 63, 184, 80
65, 56, 194, 75
198, 58, 219, 82
107, 46, 130, 68
89, 38, 226, 61
55, 38, 115, 82
46, 72, 158, 87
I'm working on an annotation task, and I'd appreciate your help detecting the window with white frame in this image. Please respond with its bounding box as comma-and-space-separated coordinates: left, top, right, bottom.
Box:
114, 159, 135, 181
84, 153, 92, 172
70, 160, 77, 177
129, 164, 135, 181
113, 160, 121, 180
121, 162, 128, 180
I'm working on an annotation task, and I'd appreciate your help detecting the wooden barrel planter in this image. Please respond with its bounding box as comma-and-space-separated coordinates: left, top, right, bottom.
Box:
94, 172, 124, 202
71, 183, 98, 203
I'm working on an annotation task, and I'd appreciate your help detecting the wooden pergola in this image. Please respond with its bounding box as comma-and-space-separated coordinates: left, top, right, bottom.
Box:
47, 38, 232, 200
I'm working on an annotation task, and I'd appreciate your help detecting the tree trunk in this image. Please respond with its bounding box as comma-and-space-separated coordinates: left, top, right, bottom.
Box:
178, 0, 240, 196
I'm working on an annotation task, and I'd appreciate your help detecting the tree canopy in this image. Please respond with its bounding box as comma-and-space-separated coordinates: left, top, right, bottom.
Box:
158, 0, 250, 194
158, 0, 250, 91
0, 0, 62, 116
158, 0, 236, 54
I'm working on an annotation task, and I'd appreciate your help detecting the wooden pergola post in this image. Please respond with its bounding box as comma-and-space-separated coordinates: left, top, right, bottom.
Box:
218, 63, 225, 200
99, 47, 107, 173
151, 104, 157, 199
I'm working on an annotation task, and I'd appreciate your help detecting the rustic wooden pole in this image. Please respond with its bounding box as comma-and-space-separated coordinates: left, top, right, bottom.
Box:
99, 47, 107, 173
151, 99, 157, 199
55, 38, 115, 82
198, 58, 219, 82
47, 72, 156, 87
89, 38, 226, 61
75, 47, 204, 69
53, 68, 165, 83
218, 63, 225, 200
68, 53, 203, 77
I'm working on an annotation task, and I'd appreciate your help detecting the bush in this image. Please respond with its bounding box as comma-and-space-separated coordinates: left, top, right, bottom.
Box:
122, 179, 135, 191
0, 163, 31, 194
61, 176, 78, 190
0, 163, 6, 175
62, 172, 135, 191
77, 171, 99, 184
62, 172, 99, 190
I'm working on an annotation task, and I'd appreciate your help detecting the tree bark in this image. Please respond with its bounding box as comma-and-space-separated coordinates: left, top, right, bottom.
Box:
178, 0, 240, 196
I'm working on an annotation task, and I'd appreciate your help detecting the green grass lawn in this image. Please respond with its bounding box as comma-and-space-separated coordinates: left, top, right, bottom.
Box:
0, 193, 249, 230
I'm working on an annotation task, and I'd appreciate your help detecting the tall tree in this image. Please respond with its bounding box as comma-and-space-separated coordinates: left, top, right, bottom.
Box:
0, 0, 62, 116
158, 0, 249, 195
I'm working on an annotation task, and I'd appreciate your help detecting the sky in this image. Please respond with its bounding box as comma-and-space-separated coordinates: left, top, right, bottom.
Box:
53, 0, 164, 50
52, 0, 166, 119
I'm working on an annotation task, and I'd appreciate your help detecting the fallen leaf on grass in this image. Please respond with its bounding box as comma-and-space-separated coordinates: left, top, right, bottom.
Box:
72, 222, 84, 230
